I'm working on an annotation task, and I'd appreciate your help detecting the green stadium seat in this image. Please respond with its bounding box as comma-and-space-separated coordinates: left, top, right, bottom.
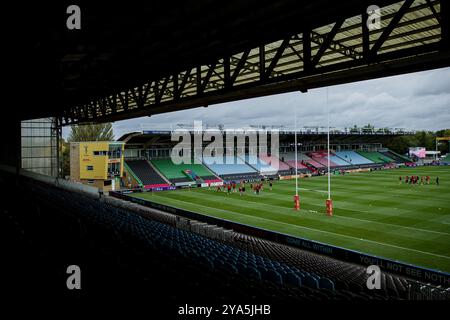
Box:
356, 151, 394, 163
151, 158, 220, 183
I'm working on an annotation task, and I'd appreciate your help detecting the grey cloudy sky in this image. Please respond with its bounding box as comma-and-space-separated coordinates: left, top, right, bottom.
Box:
63, 67, 450, 139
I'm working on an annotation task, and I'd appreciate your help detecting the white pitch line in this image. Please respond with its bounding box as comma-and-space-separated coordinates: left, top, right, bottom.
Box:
185, 189, 450, 236
298, 187, 328, 193
333, 214, 450, 236
148, 194, 450, 261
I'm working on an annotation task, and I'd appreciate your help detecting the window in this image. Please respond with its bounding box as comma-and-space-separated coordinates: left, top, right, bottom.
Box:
87, 165, 94, 171
21, 118, 58, 177
94, 150, 108, 156
107, 162, 121, 176
108, 145, 122, 159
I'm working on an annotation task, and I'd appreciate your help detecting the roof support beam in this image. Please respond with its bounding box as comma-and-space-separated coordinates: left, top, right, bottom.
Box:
196, 66, 202, 95
200, 63, 216, 94
223, 56, 231, 89
303, 30, 312, 73
131, 86, 142, 108
259, 45, 265, 80
155, 77, 169, 104
107, 94, 117, 113
362, 10, 370, 61
441, 0, 449, 49
264, 38, 290, 79
426, 0, 441, 24
288, 42, 303, 62
311, 18, 345, 66
142, 83, 152, 105
62, 1, 449, 125
178, 69, 192, 97
230, 49, 250, 85
99, 97, 106, 116
311, 29, 361, 61
371, 0, 414, 55
173, 73, 179, 100
118, 91, 129, 111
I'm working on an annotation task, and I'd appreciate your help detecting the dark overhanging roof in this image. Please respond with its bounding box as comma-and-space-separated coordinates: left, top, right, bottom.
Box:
16, 0, 450, 123
118, 127, 415, 145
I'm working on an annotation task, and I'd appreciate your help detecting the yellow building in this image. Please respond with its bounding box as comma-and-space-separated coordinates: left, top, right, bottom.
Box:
70, 141, 125, 191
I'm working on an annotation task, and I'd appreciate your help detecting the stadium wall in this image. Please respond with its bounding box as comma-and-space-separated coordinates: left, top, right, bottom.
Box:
15, 166, 101, 198
110, 190, 450, 287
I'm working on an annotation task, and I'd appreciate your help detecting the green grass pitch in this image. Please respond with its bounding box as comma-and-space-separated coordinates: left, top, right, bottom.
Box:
131, 166, 450, 273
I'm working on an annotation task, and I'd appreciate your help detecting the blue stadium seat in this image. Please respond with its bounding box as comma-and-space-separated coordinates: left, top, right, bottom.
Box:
262, 269, 283, 285
302, 274, 319, 289
242, 267, 262, 281
26, 178, 442, 301
202, 156, 257, 175
284, 272, 302, 287
319, 277, 335, 290
334, 151, 374, 165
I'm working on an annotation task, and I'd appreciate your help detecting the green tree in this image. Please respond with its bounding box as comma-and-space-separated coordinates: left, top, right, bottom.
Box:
384, 136, 411, 155
350, 125, 359, 133
68, 123, 114, 142
385, 130, 450, 156
362, 123, 375, 133
413, 131, 435, 151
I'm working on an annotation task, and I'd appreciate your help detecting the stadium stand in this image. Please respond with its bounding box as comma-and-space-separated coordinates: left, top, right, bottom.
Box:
308, 151, 339, 167
280, 152, 303, 161
203, 156, 261, 181
20, 177, 348, 300
182, 162, 223, 184
380, 150, 412, 163
150, 158, 193, 183
24, 180, 396, 299
284, 160, 309, 172
356, 151, 395, 164
241, 154, 278, 176
124, 159, 169, 188
150, 158, 220, 184
2, 169, 448, 301
281, 152, 324, 170
258, 154, 292, 175
334, 151, 374, 165
326, 155, 351, 166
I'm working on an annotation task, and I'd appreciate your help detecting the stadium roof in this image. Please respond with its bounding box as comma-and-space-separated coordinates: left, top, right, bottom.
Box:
17, 0, 450, 125
118, 126, 414, 144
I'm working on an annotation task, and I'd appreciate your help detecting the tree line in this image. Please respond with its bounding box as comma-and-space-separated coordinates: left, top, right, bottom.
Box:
384, 129, 450, 156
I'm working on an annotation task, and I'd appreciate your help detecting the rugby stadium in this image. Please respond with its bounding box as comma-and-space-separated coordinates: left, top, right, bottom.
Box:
2, 0, 450, 313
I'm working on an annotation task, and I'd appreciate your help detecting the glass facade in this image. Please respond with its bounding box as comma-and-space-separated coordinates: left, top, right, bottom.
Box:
107, 162, 121, 177
21, 118, 59, 177
108, 144, 122, 159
